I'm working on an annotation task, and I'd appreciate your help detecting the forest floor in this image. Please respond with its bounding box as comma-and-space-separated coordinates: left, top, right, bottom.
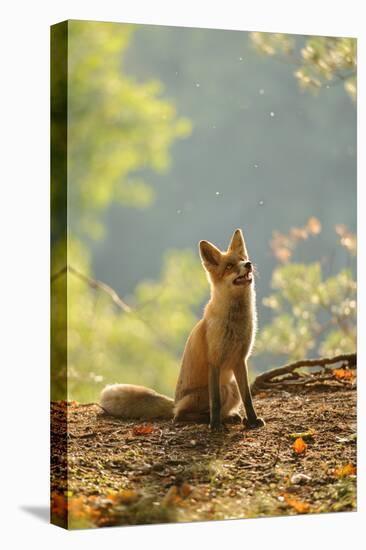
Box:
51, 386, 356, 529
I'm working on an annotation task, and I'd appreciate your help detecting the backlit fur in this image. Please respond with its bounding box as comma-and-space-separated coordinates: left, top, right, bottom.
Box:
174, 228, 256, 421
100, 229, 257, 422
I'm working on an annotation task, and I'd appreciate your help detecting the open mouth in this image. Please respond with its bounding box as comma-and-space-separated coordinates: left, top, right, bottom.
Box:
233, 272, 252, 285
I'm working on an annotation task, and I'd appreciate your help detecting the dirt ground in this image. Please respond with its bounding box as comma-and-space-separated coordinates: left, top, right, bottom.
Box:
51, 385, 356, 529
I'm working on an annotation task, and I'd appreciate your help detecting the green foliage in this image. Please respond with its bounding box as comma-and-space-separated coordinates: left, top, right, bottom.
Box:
51, 23, 356, 402
250, 32, 294, 56
52, 243, 208, 402
250, 33, 356, 100
51, 21, 194, 400
255, 261, 356, 363
57, 21, 191, 239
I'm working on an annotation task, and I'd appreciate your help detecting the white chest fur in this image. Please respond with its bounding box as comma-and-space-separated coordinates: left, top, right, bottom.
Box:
205, 289, 257, 367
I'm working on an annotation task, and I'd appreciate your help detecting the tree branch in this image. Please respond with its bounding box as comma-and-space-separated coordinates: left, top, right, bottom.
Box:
51, 265, 132, 312
51, 265, 177, 354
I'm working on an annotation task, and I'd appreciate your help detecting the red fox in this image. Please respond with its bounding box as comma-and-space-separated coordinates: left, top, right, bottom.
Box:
100, 229, 265, 430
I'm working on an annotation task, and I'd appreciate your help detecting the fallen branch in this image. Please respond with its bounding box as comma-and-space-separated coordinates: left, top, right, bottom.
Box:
251, 353, 356, 395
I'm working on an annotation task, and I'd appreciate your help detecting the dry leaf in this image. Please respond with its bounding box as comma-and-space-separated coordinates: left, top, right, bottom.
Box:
132, 424, 155, 436
283, 493, 311, 514
334, 463, 356, 478
293, 437, 307, 454
68, 496, 87, 518
51, 493, 68, 517
332, 368, 355, 381
290, 473, 311, 485
335, 433, 357, 444
180, 482, 193, 498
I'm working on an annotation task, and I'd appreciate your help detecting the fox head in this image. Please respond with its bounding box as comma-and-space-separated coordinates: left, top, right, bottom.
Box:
199, 229, 254, 294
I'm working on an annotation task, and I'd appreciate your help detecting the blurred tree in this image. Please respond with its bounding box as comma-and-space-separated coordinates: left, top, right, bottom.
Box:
51, 23, 356, 401
254, 219, 356, 364
248, 34, 357, 363
53, 244, 207, 402
51, 21, 192, 400
52, 20, 191, 241
250, 33, 356, 101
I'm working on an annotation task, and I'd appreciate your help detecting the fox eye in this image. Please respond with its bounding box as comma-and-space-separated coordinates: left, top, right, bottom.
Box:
226, 263, 233, 270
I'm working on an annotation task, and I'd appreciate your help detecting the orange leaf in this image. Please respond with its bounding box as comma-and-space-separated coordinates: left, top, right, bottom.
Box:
332, 368, 355, 381
283, 493, 311, 514
180, 482, 193, 498
335, 463, 356, 478
51, 493, 68, 517
293, 437, 307, 454
132, 424, 155, 436
68, 496, 88, 519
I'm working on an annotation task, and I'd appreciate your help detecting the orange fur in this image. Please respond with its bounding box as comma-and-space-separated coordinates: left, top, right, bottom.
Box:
100, 229, 264, 429
174, 229, 257, 424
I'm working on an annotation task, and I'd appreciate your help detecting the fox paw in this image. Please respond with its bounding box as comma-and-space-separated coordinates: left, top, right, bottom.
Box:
209, 422, 227, 432
243, 417, 265, 429
223, 413, 243, 424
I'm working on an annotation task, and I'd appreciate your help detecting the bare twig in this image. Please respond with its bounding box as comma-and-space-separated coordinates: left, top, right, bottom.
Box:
52, 265, 132, 312
51, 264, 177, 354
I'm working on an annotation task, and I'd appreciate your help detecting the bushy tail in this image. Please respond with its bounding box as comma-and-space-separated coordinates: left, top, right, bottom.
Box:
100, 384, 174, 419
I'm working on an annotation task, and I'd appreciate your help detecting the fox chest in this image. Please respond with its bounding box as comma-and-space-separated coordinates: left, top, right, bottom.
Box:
206, 308, 254, 367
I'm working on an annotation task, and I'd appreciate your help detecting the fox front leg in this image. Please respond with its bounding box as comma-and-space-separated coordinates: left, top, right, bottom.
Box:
234, 360, 265, 429
208, 364, 224, 431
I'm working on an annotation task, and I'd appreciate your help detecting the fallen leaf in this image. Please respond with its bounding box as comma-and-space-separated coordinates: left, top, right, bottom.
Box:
68, 496, 88, 519
132, 424, 155, 436
293, 437, 307, 454
334, 463, 356, 478
51, 493, 68, 517
180, 482, 193, 498
283, 493, 311, 514
332, 368, 356, 381
290, 473, 311, 485
335, 433, 357, 444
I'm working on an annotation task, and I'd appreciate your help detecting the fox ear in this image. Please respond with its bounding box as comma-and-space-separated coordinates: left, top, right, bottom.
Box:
227, 228, 248, 257
199, 240, 222, 268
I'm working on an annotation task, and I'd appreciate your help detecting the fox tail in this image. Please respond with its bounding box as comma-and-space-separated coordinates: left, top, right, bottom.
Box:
100, 384, 174, 419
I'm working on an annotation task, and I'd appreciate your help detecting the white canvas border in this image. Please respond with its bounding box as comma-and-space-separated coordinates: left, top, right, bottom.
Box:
0, 1, 363, 548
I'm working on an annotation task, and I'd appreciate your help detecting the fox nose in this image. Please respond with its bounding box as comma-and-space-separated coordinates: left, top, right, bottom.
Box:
244, 261, 252, 270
